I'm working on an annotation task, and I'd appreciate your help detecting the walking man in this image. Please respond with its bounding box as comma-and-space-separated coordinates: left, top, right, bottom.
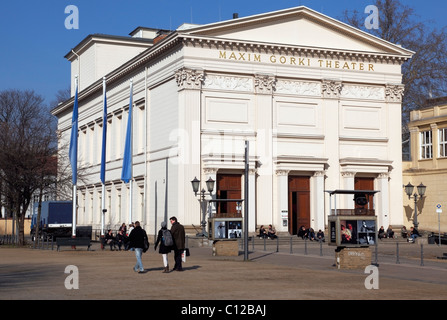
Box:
128, 221, 148, 273
170, 216, 185, 271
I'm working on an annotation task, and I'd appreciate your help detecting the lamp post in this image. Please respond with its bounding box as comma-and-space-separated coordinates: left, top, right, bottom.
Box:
404, 182, 427, 229
191, 176, 215, 237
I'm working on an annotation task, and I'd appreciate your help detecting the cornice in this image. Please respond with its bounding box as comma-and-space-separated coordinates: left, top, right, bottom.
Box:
52, 30, 410, 116
180, 34, 411, 65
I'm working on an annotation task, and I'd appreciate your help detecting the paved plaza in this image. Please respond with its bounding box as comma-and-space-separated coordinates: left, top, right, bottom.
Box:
1, 239, 447, 303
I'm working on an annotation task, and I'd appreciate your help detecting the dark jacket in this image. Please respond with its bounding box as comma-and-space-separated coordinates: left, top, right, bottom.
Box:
128, 226, 148, 249
170, 221, 185, 250
154, 227, 172, 254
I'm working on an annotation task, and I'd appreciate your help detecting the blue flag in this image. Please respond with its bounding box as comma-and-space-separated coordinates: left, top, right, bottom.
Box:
121, 80, 133, 183
69, 80, 79, 185
100, 79, 107, 184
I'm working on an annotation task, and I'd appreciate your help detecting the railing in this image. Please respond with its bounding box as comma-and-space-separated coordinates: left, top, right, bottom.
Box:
330, 209, 375, 216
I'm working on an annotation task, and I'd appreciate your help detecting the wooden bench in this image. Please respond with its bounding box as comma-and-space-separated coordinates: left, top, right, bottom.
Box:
56, 237, 91, 251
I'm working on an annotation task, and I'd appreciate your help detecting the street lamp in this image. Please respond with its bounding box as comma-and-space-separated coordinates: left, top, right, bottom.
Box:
404, 182, 426, 229
191, 176, 215, 237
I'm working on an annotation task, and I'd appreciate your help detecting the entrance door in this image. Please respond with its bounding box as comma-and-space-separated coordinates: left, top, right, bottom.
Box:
288, 176, 310, 235
216, 174, 242, 217
355, 177, 374, 210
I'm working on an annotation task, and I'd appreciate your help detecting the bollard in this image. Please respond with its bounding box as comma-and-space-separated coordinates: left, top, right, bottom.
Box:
276, 237, 279, 252
396, 242, 400, 264
290, 237, 293, 254
304, 238, 308, 255
252, 236, 255, 251
421, 244, 424, 266
319, 239, 323, 256
263, 237, 266, 251
374, 242, 379, 266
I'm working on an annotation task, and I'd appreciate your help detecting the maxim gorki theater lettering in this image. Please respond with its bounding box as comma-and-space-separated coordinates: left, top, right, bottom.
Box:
218, 50, 375, 71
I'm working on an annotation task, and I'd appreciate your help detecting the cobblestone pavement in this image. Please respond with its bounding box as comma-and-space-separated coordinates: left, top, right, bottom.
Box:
1, 239, 447, 303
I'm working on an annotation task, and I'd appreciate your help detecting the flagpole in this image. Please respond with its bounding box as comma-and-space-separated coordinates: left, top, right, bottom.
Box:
101, 77, 107, 238
129, 180, 133, 224
129, 79, 133, 224
70, 75, 79, 238
121, 79, 134, 225
72, 185, 77, 238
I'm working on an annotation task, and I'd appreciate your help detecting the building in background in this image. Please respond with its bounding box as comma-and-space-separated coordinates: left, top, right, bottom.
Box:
403, 97, 447, 233
52, 6, 413, 236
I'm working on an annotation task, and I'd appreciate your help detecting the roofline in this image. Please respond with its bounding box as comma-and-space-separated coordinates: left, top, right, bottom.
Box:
64, 33, 154, 60
55, 6, 414, 116
182, 6, 414, 57
128, 26, 171, 37
53, 28, 412, 117
52, 31, 181, 116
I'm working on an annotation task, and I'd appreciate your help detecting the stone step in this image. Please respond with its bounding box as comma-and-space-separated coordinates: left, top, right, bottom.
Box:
437, 253, 447, 260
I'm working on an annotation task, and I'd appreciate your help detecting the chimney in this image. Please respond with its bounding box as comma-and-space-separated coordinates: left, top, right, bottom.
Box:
233, 13, 239, 19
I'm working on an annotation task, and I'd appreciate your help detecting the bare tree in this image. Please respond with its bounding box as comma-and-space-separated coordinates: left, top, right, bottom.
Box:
0, 89, 58, 245
342, 0, 447, 159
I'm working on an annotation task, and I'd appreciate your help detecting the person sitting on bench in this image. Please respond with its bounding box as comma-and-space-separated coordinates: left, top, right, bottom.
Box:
104, 229, 117, 250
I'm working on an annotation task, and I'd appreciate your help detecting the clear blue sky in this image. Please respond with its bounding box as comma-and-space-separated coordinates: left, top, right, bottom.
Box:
0, 0, 445, 106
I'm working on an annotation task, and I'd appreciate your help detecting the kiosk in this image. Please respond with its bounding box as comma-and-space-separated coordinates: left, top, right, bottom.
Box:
326, 190, 378, 269
208, 199, 244, 256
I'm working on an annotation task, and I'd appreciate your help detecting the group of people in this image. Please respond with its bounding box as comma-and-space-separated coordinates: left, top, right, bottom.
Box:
401, 226, 421, 242
258, 224, 326, 242
126, 216, 186, 274
378, 226, 395, 239
297, 226, 325, 242
258, 224, 278, 239
378, 225, 421, 242
103, 222, 134, 251
102, 217, 186, 274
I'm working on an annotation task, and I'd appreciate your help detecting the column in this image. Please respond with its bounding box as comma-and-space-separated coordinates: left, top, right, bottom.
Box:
341, 172, 355, 209
431, 123, 438, 169
248, 168, 256, 233
376, 173, 390, 229
175, 67, 203, 226
254, 74, 275, 228
409, 127, 419, 168
276, 170, 289, 233
312, 171, 325, 231
322, 80, 342, 200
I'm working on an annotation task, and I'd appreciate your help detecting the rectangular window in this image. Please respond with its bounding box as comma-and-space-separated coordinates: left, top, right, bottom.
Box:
420, 130, 433, 159
439, 128, 447, 157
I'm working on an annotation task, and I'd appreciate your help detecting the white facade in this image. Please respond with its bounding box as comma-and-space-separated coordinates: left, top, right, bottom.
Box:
52, 7, 413, 236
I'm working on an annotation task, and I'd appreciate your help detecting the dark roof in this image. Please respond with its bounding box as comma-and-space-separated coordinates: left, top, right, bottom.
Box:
424, 96, 447, 108
64, 33, 154, 59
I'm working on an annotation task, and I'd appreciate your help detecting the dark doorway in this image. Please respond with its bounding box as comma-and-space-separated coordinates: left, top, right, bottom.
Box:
288, 176, 310, 235
216, 174, 242, 217
355, 177, 375, 210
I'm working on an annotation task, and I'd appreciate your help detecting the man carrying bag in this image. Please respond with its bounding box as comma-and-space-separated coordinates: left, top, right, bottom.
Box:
169, 216, 185, 272
128, 221, 149, 273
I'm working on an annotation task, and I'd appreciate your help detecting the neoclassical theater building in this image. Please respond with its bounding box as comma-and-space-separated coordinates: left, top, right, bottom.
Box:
52, 6, 413, 236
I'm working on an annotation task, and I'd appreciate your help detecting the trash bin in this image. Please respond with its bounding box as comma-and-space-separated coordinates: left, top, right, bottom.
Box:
428, 235, 435, 244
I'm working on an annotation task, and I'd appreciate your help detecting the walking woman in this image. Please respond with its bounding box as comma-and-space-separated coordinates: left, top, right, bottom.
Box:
154, 221, 173, 273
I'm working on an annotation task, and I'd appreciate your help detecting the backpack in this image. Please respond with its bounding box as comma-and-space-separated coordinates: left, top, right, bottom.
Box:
162, 229, 174, 247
